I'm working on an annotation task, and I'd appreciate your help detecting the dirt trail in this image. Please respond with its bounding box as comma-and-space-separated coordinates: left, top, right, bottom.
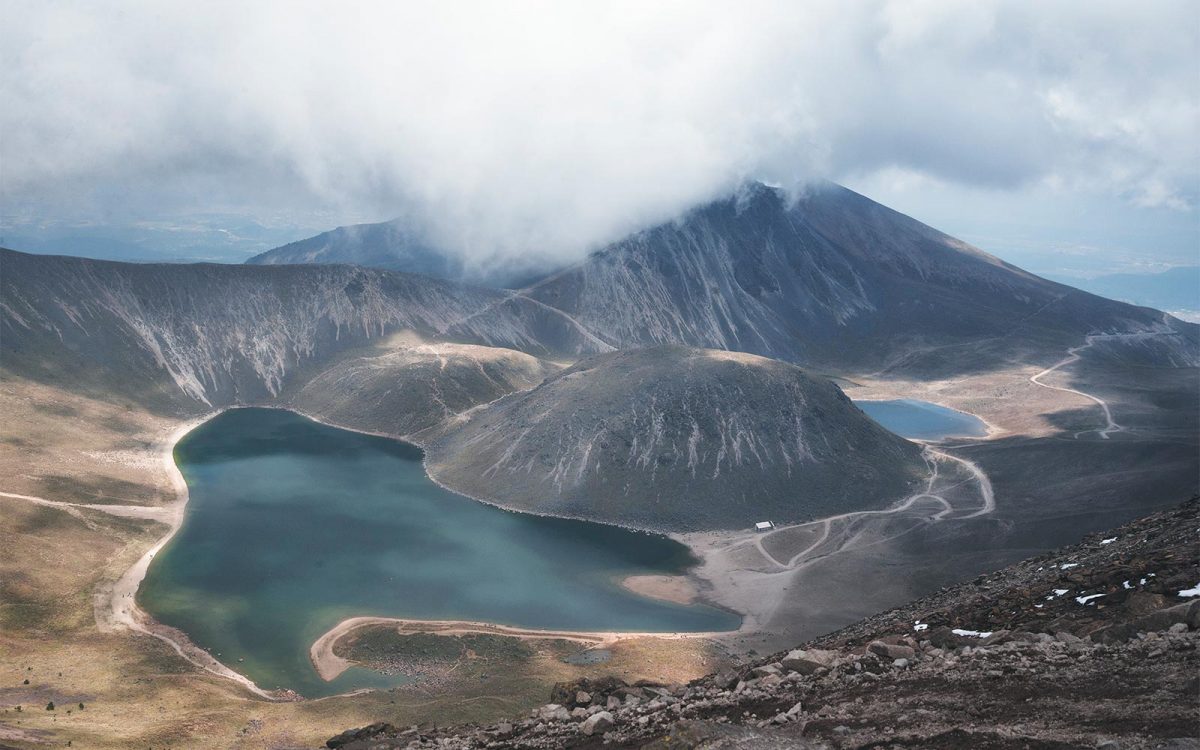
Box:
1029, 334, 1125, 439
1, 412, 279, 700
0, 491, 175, 521
749, 446, 993, 571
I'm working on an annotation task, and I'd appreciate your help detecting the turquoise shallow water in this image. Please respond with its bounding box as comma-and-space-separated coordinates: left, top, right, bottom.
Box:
139, 408, 739, 698
855, 399, 988, 440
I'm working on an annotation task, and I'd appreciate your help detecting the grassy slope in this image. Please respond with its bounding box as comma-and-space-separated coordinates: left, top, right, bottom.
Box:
0, 377, 720, 749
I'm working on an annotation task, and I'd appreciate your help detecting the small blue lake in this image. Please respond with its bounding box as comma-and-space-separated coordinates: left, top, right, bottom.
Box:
855, 399, 988, 440
139, 408, 739, 698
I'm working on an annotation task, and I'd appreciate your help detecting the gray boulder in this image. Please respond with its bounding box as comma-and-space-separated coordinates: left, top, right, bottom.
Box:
580, 711, 614, 736
781, 648, 838, 674
868, 641, 916, 660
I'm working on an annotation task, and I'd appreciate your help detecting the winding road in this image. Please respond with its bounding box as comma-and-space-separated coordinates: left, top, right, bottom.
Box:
750, 445, 994, 573
1029, 334, 1123, 439
745, 329, 1157, 584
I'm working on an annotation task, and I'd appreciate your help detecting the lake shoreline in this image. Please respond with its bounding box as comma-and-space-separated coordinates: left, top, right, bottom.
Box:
119, 395, 995, 701
95, 409, 291, 700
131, 407, 742, 700
310, 616, 729, 682
853, 398, 990, 440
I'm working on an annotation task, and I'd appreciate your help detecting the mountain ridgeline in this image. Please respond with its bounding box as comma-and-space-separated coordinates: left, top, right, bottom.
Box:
247, 182, 1200, 373
3, 182, 1197, 531
0, 249, 602, 411
519, 183, 1197, 372
247, 221, 463, 280
246, 220, 544, 288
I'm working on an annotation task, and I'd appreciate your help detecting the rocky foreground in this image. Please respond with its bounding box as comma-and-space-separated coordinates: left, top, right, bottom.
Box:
326, 498, 1200, 749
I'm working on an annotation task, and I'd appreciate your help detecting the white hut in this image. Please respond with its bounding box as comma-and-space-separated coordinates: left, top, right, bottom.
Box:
754, 521, 775, 532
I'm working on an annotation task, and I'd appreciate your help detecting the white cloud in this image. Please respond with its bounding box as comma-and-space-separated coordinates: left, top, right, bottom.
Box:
2, 0, 1197, 270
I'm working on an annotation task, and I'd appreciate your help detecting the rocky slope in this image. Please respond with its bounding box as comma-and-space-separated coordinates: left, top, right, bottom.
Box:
282, 339, 560, 440
521, 183, 1198, 374
8, 179, 1197, 415
0, 249, 600, 412
327, 497, 1200, 749
425, 346, 926, 531
243, 182, 1198, 375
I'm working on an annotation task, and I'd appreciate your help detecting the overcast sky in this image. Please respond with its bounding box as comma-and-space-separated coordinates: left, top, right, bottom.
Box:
2, 0, 1197, 274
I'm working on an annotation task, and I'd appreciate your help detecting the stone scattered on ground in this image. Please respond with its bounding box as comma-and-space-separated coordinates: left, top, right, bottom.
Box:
325, 498, 1200, 749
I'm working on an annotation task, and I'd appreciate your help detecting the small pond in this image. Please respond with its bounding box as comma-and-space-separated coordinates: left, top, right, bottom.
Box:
855, 399, 988, 440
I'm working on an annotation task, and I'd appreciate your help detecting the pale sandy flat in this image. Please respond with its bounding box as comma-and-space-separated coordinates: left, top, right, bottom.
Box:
620, 574, 699, 605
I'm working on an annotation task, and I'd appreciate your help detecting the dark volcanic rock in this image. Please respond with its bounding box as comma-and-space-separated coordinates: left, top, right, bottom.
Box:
549, 677, 627, 708
249, 181, 1199, 376
326, 722, 402, 748
426, 345, 926, 531
521, 182, 1199, 375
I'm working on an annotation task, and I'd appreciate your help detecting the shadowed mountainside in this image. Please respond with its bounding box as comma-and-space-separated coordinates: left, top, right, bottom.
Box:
246, 182, 1198, 375
520, 183, 1199, 374
247, 221, 461, 279
0, 248, 601, 412
6, 182, 1196, 417
426, 346, 927, 531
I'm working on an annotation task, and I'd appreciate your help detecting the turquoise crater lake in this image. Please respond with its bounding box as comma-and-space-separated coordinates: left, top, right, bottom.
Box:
139, 408, 739, 698
855, 399, 988, 441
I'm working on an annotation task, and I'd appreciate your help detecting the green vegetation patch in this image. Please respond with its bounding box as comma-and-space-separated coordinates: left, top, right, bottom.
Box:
338, 628, 537, 684
342, 629, 535, 665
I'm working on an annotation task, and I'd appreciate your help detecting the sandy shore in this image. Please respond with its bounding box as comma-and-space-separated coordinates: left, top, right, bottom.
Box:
310, 616, 727, 682
2, 410, 286, 699
82, 411, 290, 699
620, 574, 699, 605
85, 407, 738, 699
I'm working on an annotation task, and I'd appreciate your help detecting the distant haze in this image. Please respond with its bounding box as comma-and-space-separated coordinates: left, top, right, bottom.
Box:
2, 1, 1197, 275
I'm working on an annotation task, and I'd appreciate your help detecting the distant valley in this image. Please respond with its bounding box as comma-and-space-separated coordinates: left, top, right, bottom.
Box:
1045, 265, 1200, 324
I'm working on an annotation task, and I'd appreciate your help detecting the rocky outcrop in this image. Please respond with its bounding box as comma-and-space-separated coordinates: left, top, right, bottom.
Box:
425, 346, 926, 531
326, 498, 1200, 749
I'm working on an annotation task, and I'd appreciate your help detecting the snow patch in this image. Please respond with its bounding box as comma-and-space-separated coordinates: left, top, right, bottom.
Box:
951, 629, 993, 638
